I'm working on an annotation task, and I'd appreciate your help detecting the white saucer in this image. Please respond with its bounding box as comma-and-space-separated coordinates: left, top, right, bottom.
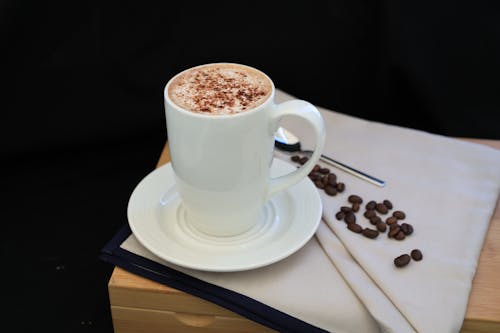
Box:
127, 158, 322, 272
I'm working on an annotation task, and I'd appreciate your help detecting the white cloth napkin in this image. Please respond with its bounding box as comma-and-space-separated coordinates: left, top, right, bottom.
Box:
122, 90, 500, 332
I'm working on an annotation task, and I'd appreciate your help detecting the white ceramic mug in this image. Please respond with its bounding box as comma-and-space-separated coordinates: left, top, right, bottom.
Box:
164, 63, 325, 236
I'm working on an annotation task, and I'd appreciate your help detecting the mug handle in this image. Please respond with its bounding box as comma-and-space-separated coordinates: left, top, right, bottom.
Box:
268, 100, 326, 197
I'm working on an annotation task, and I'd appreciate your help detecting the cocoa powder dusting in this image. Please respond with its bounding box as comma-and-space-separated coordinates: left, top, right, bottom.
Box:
169, 64, 271, 114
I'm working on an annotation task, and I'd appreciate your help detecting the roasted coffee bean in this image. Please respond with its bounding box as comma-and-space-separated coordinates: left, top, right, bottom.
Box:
388, 226, 400, 238
314, 180, 325, 189
364, 210, 376, 219
344, 212, 356, 224
336, 182, 346, 192
291, 155, 301, 162
313, 164, 321, 172
386, 216, 398, 225
395, 231, 406, 240
327, 173, 337, 185
319, 167, 330, 174
340, 206, 353, 213
365, 200, 377, 210
362, 228, 379, 239
411, 249, 423, 261
383, 199, 393, 210
348, 195, 363, 204
325, 185, 337, 196
375, 203, 389, 214
389, 223, 400, 230
400, 223, 414, 235
393, 211, 406, 220
347, 223, 363, 233
299, 156, 309, 165
308, 173, 320, 181
394, 254, 411, 267
376, 221, 387, 232
369, 216, 382, 225
352, 202, 360, 212
335, 211, 345, 221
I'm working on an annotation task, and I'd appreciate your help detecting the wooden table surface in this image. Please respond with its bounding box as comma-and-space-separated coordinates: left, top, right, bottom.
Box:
109, 139, 500, 333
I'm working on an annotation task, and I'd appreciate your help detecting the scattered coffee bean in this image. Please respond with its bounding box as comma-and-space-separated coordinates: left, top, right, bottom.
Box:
340, 206, 353, 213
333, 194, 423, 268
376, 221, 387, 232
375, 203, 389, 214
319, 167, 330, 174
362, 228, 379, 239
327, 173, 337, 185
393, 211, 406, 220
348, 195, 363, 204
309, 173, 320, 181
365, 200, 376, 210
369, 216, 382, 225
364, 210, 376, 219
314, 180, 325, 189
395, 231, 406, 240
348, 223, 363, 233
400, 223, 414, 235
388, 226, 400, 238
290, 155, 347, 197
386, 216, 398, 225
389, 223, 400, 230
411, 249, 423, 261
325, 185, 337, 196
394, 254, 411, 267
344, 212, 356, 224
383, 199, 393, 210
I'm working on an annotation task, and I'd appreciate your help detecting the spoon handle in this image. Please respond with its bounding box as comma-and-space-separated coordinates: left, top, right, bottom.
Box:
302, 150, 386, 187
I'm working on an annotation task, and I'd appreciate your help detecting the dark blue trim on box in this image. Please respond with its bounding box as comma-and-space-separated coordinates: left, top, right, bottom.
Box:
100, 224, 327, 333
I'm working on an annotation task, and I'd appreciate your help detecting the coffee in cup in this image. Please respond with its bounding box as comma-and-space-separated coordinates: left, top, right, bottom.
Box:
168, 63, 272, 115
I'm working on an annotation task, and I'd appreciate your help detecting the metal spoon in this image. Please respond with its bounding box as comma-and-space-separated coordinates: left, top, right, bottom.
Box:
275, 127, 386, 187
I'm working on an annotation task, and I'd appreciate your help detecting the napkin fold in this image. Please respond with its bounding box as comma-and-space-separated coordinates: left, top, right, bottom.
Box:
112, 90, 500, 333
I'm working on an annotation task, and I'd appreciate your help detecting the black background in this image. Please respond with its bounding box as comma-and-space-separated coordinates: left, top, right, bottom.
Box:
3, 1, 499, 332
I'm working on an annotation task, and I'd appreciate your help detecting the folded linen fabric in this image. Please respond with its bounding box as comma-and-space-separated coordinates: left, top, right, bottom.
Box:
275, 90, 500, 332
118, 89, 500, 332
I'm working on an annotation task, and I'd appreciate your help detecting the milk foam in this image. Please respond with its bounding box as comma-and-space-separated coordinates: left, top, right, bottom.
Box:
168, 64, 272, 115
